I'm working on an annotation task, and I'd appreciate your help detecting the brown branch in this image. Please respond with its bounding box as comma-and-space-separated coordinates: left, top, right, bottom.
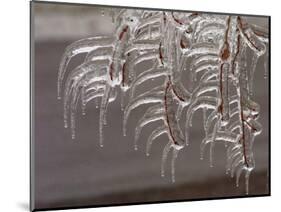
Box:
119, 25, 129, 40
109, 62, 114, 81
171, 12, 183, 25
171, 87, 185, 102
159, 42, 164, 65
164, 80, 178, 145
239, 95, 250, 168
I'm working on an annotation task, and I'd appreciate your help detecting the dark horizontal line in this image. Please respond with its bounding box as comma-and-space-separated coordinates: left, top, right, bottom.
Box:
31, 193, 270, 211
31, 0, 270, 18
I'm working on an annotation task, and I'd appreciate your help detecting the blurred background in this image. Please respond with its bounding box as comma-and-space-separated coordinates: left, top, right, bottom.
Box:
32, 1, 269, 210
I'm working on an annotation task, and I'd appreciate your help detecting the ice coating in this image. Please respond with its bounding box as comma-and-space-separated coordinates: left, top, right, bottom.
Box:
58, 9, 268, 194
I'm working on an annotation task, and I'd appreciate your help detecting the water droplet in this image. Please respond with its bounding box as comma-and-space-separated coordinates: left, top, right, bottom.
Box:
134, 145, 138, 151
236, 181, 239, 187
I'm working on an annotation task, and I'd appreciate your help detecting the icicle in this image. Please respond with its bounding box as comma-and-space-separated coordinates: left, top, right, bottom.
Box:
209, 142, 214, 167
231, 157, 243, 178
81, 85, 86, 115
201, 130, 238, 161
146, 126, 167, 156
120, 90, 125, 111
99, 85, 111, 147
263, 49, 268, 79
70, 115, 76, 139
209, 119, 220, 167
226, 151, 242, 172
63, 60, 109, 131
185, 96, 217, 144
123, 91, 164, 136
227, 144, 242, 159
129, 67, 168, 98
245, 169, 251, 195
70, 85, 82, 140
248, 54, 259, 96
176, 103, 184, 120
205, 111, 218, 135
191, 96, 218, 113
203, 107, 207, 133
134, 111, 164, 150
235, 166, 244, 187
171, 148, 179, 183
161, 142, 171, 177
57, 37, 113, 99
84, 92, 103, 107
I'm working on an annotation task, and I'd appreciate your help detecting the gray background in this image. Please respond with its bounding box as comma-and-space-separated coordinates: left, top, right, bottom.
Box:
32, 2, 269, 210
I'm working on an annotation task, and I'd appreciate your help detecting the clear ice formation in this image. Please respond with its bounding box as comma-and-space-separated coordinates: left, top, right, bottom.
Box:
58, 9, 268, 194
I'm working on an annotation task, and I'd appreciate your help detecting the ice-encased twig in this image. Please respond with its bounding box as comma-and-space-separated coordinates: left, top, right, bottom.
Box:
57, 10, 268, 194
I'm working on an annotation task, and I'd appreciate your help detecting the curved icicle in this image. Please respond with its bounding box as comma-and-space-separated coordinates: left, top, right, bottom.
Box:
58, 36, 114, 99
185, 96, 217, 145
171, 148, 179, 183
245, 169, 252, 195
99, 85, 111, 147
123, 91, 164, 136
146, 126, 167, 156
205, 110, 218, 135
134, 107, 165, 150
209, 119, 221, 167
231, 157, 244, 178
130, 67, 168, 98
235, 165, 244, 187
161, 142, 172, 177
63, 60, 109, 129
